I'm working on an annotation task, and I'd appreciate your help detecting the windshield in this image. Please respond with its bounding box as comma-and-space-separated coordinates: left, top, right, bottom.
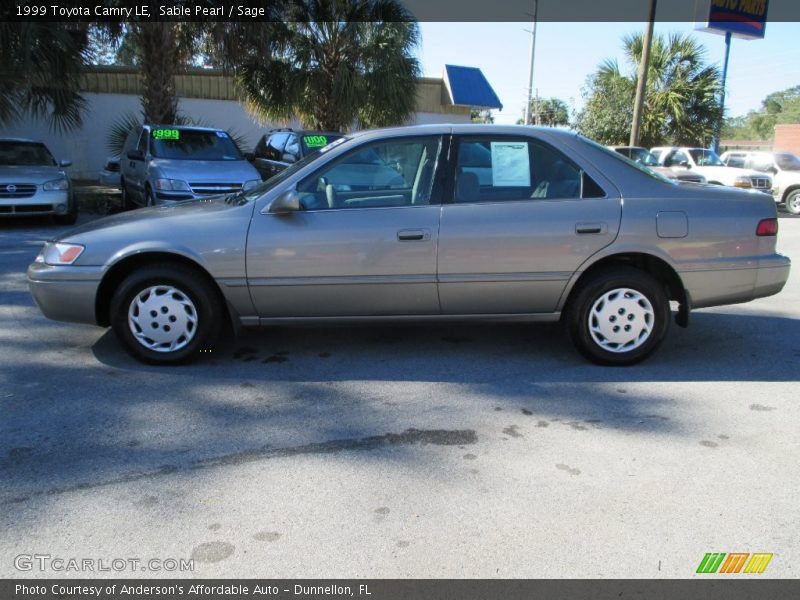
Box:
236, 136, 353, 202
300, 133, 344, 154
0, 141, 56, 166
150, 129, 243, 161
775, 153, 800, 171
688, 149, 724, 167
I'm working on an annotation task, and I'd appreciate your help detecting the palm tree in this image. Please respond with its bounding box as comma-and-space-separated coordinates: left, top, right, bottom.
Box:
237, 0, 421, 132
0, 23, 92, 132
577, 32, 722, 147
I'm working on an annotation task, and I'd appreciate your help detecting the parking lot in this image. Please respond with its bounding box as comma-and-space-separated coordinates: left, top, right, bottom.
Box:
1, 207, 798, 579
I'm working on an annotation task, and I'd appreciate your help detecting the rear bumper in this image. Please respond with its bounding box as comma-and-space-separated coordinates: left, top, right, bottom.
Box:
27, 262, 104, 325
754, 254, 791, 299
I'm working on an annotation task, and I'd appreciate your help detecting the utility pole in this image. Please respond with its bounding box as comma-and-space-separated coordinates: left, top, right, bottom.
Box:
524, 0, 538, 125
630, 0, 657, 147
712, 31, 732, 153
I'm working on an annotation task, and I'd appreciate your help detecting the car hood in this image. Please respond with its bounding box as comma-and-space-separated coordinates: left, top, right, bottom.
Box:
0, 165, 66, 183
150, 158, 260, 182
57, 195, 252, 243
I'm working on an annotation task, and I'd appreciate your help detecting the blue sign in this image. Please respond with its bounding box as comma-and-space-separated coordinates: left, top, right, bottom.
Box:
697, 0, 769, 40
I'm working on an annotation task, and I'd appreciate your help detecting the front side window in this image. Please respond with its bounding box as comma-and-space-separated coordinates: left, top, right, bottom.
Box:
150, 129, 242, 161
775, 153, 800, 171
297, 136, 441, 210
452, 136, 596, 203
265, 133, 290, 161
688, 149, 724, 167
665, 150, 690, 167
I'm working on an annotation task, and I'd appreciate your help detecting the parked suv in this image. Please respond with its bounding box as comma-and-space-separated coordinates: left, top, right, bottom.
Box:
250, 129, 344, 180
120, 125, 261, 208
0, 138, 76, 224
609, 146, 706, 183
720, 150, 800, 214
651, 146, 772, 193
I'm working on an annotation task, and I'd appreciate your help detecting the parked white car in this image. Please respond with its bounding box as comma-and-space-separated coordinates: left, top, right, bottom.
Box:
651, 146, 772, 194
720, 150, 800, 215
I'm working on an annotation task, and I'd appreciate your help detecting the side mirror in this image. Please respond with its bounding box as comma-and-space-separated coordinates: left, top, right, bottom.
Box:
127, 149, 144, 161
268, 190, 300, 214
59, 159, 72, 168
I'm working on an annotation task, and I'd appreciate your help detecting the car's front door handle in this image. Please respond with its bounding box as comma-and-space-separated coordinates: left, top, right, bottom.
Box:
397, 228, 431, 241
576, 222, 607, 235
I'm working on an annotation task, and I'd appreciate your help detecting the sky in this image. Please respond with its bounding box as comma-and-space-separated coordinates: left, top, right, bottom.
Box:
416, 21, 800, 125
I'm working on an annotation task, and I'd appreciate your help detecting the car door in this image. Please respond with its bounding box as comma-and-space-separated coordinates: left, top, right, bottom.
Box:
246, 135, 444, 318
125, 128, 149, 202
437, 134, 621, 314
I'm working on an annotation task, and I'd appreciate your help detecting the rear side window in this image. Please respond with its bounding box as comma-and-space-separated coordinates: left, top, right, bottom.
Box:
452, 136, 603, 203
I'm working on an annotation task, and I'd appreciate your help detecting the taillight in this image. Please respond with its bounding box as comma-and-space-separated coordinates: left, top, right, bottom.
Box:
756, 218, 778, 236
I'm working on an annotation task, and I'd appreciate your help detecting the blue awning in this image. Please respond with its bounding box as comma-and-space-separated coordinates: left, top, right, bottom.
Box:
444, 65, 503, 111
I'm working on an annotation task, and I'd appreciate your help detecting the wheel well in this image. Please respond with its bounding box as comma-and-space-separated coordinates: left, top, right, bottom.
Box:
782, 185, 800, 202
95, 252, 232, 329
564, 253, 688, 324
708, 181, 723, 185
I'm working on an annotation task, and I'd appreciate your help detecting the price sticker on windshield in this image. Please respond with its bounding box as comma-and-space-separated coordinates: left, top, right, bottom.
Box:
303, 135, 329, 148
152, 129, 180, 140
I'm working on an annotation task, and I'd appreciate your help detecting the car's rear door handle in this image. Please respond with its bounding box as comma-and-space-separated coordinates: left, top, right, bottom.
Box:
576, 222, 607, 234
397, 228, 430, 241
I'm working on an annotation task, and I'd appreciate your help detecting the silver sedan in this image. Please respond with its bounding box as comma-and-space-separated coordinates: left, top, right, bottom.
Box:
27, 125, 790, 365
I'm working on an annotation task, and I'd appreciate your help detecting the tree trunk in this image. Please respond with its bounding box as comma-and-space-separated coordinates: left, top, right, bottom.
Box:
136, 23, 179, 124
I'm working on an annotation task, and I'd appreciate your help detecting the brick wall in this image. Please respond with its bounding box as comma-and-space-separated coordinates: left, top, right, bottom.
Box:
774, 124, 800, 155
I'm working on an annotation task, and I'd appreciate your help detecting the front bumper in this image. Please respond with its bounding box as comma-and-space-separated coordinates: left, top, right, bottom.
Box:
27, 262, 105, 325
0, 190, 70, 216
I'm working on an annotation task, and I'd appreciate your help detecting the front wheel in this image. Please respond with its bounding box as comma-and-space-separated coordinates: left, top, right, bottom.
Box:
785, 190, 800, 215
110, 264, 224, 365
566, 267, 670, 366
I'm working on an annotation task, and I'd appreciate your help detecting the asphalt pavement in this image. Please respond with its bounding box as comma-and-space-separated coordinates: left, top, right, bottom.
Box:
0, 208, 798, 578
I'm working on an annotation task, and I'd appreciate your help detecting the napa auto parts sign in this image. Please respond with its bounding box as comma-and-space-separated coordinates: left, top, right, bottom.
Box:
696, 0, 770, 40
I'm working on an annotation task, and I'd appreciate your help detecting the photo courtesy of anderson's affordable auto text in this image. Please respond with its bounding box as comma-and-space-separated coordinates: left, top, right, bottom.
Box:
1, 0, 799, 599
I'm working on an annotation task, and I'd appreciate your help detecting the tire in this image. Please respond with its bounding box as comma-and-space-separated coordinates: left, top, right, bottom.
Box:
566, 266, 670, 366
121, 181, 135, 210
110, 264, 224, 365
785, 190, 800, 215
54, 194, 78, 225
144, 185, 155, 207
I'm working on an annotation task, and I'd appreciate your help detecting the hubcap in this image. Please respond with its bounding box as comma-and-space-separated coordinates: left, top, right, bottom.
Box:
588, 288, 654, 353
127, 285, 198, 352
789, 194, 800, 213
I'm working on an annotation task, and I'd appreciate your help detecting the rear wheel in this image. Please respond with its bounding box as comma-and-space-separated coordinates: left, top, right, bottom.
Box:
567, 266, 670, 366
110, 264, 223, 365
785, 190, 800, 215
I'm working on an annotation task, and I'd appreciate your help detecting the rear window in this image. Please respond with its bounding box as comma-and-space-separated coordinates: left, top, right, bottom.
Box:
0, 141, 56, 166
150, 129, 243, 161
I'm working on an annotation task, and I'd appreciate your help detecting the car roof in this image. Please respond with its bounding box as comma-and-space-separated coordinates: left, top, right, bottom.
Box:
144, 124, 226, 133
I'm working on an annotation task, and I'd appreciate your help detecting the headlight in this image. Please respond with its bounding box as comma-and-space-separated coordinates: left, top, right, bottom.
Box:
242, 179, 260, 191
154, 179, 191, 191
43, 178, 69, 191
40, 242, 85, 265
734, 176, 752, 188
